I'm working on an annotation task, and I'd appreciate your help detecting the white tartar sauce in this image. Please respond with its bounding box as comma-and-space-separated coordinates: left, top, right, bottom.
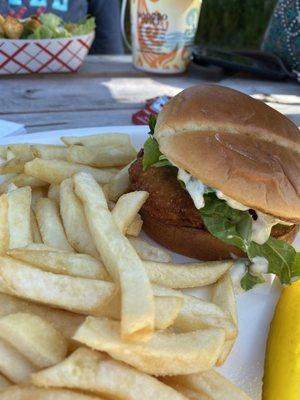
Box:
251, 213, 282, 245
250, 256, 269, 274
174, 166, 292, 245
215, 190, 249, 211
230, 260, 247, 294
177, 168, 207, 209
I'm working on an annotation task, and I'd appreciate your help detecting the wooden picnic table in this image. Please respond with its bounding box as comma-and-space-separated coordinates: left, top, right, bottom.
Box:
0, 55, 299, 133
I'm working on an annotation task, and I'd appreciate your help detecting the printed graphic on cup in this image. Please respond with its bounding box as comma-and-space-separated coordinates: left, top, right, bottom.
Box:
130, 0, 202, 73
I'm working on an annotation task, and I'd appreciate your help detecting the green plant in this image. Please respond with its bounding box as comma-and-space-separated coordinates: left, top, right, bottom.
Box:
196, 0, 276, 49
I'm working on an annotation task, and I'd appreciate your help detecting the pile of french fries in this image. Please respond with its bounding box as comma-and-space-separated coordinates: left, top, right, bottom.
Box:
0, 133, 251, 400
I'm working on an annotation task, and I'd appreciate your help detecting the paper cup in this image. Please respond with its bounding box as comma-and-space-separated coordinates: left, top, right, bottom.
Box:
130, 0, 202, 74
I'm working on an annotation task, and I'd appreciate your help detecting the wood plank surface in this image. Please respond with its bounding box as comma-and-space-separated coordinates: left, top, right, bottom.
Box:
0, 55, 299, 132
0, 109, 136, 132
0, 75, 206, 114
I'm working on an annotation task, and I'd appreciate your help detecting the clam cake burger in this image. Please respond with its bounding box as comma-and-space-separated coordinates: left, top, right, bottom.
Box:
129, 85, 300, 290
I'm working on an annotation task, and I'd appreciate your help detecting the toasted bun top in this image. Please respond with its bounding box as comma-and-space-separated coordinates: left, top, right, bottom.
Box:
154, 85, 300, 223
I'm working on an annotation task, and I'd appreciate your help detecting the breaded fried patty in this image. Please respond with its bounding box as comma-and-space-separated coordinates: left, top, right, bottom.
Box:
129, 151, 204, 229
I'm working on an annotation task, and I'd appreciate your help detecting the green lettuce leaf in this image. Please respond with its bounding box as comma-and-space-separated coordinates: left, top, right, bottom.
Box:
28, 25, 52, 39
70, 17, 96, 36
51, 27, 72, 38
248, 237, 296, 284
40, 13, 62, 30
148, 115, 157, 135
201, 193, 252, 253
241, 268, 265, 290
28, 14, 70, 39
292, 252, 300, 277
152, 154, 172, 168
142, 136, 161, 171
200, 193, 299, 287
142, 116, 172, 170
24, 14, 95, 39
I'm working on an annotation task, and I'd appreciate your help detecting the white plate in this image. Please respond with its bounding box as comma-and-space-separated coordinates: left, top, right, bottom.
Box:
1, 125, 298, 399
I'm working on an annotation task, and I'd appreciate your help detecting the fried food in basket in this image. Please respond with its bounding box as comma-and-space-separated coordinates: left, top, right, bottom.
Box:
2, 17, 23, 39
0, 13, 95, 40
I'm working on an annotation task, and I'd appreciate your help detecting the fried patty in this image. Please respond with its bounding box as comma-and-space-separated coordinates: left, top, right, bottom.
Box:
129, 151, 295, 238
129, 151, 205, 229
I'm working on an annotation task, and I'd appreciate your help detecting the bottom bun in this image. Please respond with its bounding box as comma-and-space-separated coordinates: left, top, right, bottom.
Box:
141, 213, 298, 261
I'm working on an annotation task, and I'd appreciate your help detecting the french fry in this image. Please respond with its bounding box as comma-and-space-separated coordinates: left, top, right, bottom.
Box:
36, 198, 74, 252
0, 145, 7, 159
0, 194, 8, 256
0, 293, 84, 340
112, 191, 148, 234
0, 176, 15, 194
7, 144, 33, 161
154, 295, 184, 330
25, 159, 118, 185
104, 163, 131, 201
212, 273, 237, 323
0, 373, 10, 389
144, 260, 232, 289
73, 172, 154, 341
30, 209, 42, 243
32, 347, 188, 400
107, 199, 116, 210
8, 248, 109, 280
152, 285, 183, 329
212, 272, 238, 366
6, 183, 17, 192
163, 384, 207, 400
12, 174, 47, 189
216, 340, 236, 368
0, 158, 25, 174
0, 312, 68, 368
0, 135, 247, 394
23, 243, 67, 252
31, 187, 48, 212
0, 386, 106, 400
126, 214, 143, 237
0, 257, 116, 316
47, 184, 60, 204
7, 248, 185, 330
73, 317, 225, 376
7, 186, 32, 249
32, 145, 68, 160
173, 295, 237, 340
67, 144, 137, 168
13, 174, 47, 188
60, 179, 98, 258
61, 132, 131, 147
6, 149, 15, 161
128, 236, 172, 262
164, 369, 251, 400
99, 284, 183, 330
0, 337, 37, 383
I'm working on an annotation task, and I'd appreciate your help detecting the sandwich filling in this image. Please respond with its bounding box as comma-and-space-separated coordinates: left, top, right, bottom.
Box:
138, 117, 300, 290
175, 165, 293, 246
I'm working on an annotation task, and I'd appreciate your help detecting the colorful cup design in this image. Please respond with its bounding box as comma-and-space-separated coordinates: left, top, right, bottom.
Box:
130, 0, 202, 73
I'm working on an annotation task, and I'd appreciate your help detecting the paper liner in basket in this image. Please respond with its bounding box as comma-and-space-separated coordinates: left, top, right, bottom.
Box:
0, 31, 94, 74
